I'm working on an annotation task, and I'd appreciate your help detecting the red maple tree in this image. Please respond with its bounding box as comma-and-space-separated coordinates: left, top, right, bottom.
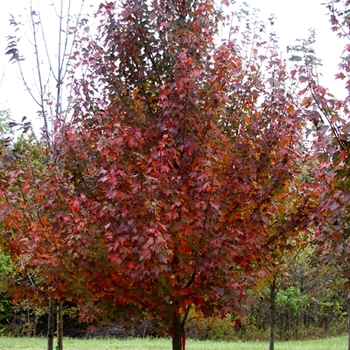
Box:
0, 1, 313, 349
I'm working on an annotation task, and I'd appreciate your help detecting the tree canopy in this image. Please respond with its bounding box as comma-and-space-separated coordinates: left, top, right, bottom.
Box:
2, 1, 349, 350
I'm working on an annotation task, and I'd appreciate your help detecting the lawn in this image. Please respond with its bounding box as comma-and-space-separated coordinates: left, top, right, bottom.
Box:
0, 335, 347, 350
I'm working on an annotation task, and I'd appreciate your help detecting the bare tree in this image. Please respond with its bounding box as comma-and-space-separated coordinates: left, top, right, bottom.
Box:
5, 0, 88, 148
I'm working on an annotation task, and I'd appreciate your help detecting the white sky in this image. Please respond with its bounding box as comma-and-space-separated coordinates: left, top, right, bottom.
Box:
245, 0, 346, 94
0, 0, 347, 129
0, 0, 97, 130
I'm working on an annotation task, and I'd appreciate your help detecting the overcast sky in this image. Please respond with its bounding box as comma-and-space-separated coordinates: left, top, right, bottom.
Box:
245, 0, 345, 88
0, 0, 346, 129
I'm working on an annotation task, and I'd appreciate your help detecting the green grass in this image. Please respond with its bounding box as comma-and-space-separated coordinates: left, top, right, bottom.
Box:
0, 335, 347, 350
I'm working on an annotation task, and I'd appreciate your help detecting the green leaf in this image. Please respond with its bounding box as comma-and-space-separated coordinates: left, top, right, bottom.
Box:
289, 55, 302, 62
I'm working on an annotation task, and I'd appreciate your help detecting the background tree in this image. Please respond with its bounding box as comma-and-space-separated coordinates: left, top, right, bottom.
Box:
0, 110, 15, 334
252, 156, 316, 350
5, 2, 91, 349
0, 115, 49, 333
5, 0, 87, 144
290, 1, 350, 349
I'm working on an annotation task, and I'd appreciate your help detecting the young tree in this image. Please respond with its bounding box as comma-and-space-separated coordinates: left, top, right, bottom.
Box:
5, 2, 89, 349
5, 0, 87, 144
295, 1, 350, 349
251, 148, 315, 350
1, 1, 312, 349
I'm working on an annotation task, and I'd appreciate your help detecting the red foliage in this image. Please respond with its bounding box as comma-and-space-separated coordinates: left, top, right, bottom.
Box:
291, 1, 350, 286
0, 1, 314, 349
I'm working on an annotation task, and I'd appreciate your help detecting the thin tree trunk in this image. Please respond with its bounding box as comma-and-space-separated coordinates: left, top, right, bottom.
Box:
172, 310, 182, 350
269, 279, 277, 350
57, 303, 63, 350
47, 299, 54, 350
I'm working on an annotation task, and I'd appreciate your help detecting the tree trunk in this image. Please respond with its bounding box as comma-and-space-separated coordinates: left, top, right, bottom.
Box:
172, 311, 182, 350
269, 279, 277, 350
47, 299, 54, 350
57, 303, 63, 350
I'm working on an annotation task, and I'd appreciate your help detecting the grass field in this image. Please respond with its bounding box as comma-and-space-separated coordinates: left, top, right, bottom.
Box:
0, 335, 348, 350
